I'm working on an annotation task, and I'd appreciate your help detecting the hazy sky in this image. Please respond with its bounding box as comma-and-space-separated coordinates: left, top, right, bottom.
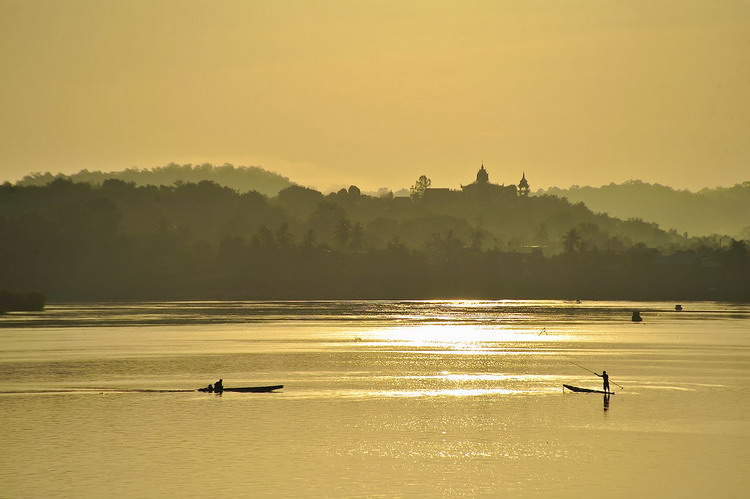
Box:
1, 0, 748, 191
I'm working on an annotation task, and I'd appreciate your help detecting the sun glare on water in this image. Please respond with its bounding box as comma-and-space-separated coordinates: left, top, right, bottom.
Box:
369, 324, 570, 349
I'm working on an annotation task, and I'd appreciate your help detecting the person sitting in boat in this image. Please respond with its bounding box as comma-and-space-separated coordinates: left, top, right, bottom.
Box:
594, 370, 610, 393
206, 384, 214, 392
214, 379, 223, 392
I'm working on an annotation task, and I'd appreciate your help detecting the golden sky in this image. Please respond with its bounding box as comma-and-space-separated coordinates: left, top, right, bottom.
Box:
1, 0, 748, 191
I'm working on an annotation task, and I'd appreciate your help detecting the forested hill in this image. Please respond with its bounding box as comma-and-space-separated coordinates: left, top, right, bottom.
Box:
15, 163, 294, 197
2, 178, 747, 301
542, 181, 750, 239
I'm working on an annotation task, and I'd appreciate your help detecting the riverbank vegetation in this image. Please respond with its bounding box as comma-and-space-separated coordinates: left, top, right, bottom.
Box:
0, 290, 45, 312
1, 179, 747, 301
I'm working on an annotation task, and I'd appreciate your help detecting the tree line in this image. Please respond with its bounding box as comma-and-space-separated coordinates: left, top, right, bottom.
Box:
0, 178, 747, 301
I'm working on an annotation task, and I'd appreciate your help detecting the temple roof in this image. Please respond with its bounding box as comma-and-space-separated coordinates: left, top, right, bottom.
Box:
476, 164, 489, 184
519, 172, 529, 188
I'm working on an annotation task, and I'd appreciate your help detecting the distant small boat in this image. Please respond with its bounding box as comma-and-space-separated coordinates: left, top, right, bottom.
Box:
631, 311, 643, 322
197, 385, 284, 393
563, 384, 614, 395
675, 304, 683, 311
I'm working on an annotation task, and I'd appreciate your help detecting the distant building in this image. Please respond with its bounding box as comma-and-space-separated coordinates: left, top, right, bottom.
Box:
424, 164, 522, 201
518, 172, 530, 197
460, 164, 517, 198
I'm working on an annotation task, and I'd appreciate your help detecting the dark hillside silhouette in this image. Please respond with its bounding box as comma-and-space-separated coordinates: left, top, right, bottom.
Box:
1, 167, 747, 301
543, 180, 750, 239
15, 163, 294, 197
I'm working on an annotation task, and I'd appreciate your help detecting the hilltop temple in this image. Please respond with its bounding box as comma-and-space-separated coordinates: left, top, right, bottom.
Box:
423, 164, 530, 202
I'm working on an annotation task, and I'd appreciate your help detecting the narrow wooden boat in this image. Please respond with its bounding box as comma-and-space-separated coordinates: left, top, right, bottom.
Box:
563, 384, 614, 394
197, 385, 284, 393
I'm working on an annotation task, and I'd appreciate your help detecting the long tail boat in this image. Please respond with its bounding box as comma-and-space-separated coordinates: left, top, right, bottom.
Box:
563, 384, 614, 395
197, 385, 284, 393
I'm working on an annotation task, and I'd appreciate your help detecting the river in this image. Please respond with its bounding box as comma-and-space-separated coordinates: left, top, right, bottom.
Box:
1, 300, 748, 497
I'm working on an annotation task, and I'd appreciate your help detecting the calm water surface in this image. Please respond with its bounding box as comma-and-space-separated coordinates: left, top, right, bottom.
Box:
1, 300, 748, 498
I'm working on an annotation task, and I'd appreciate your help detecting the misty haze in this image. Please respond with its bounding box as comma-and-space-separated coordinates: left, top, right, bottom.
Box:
1, 1, 748, 498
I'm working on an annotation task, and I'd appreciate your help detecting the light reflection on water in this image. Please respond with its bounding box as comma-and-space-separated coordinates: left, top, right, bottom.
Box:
0, 300, 748, 498
292, 387, 529, 400
365, 324, 573, 346
3, 299, 748, 329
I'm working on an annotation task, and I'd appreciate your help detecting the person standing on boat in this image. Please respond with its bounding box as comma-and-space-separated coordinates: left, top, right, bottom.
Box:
595, 371, 610, 393
214, 379, 223, 392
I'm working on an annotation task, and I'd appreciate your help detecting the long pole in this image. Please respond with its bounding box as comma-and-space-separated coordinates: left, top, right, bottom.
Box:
568, 361, 624, 390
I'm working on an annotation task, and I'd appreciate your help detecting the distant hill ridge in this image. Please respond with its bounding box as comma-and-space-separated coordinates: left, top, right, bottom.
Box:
2, 172, 747, 301
16, 163, 295, 197
542, 180, 750, 239
14, 167, 750, 239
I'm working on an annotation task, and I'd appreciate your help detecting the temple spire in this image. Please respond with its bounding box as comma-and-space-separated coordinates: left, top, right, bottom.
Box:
518, 172, 530, 196
476, 163, 489, 184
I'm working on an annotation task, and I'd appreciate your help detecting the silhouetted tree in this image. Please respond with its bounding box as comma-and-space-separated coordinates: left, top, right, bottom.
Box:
309, 201, 346, 243
253, 226, 276, 250
276, 185, 324, 219
410, 175, 431, 200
